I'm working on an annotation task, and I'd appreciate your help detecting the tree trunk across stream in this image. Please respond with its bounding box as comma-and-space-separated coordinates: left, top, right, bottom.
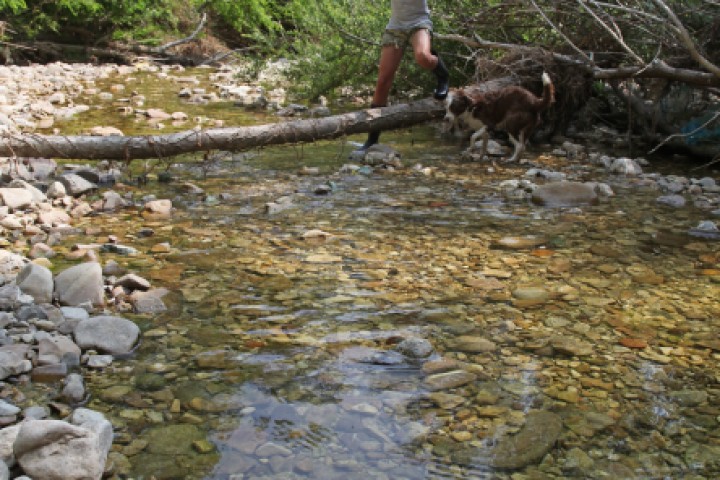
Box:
0, 99, 445, 161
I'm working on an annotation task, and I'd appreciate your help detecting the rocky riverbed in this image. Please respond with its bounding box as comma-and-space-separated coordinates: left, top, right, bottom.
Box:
0, 61, 718, 479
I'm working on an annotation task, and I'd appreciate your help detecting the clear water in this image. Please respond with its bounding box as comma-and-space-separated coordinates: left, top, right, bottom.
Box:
45, 66, 720, 479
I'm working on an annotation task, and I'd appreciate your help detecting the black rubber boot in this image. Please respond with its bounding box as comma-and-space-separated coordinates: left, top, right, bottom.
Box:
355, 103, 384, 152
432, 51, 449, 100
359, 130, 381, 151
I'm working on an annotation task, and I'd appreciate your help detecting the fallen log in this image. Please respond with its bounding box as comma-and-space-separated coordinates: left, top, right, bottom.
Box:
0, 99, 445, 161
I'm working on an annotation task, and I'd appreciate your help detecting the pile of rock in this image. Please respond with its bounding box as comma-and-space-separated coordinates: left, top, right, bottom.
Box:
0, 155, 174, 478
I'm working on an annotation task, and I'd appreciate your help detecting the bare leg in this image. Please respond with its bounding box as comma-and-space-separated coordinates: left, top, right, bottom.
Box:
410, 28, 449, 100
372, 45, 405, 106
409, 29, 438, 70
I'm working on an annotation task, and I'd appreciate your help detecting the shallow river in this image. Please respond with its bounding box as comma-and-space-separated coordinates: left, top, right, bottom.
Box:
47, 67, 720, 479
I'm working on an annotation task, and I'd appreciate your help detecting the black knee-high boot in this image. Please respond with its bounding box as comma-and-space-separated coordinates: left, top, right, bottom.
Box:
432, 51, 449, 100
356, 103, 384, 151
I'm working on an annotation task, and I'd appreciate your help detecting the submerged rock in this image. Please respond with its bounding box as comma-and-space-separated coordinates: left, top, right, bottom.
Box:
489, 410, 563, 470
531, 181, 598, 207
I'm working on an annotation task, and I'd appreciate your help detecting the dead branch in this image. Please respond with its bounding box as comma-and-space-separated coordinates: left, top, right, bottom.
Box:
651, 0, 720, 78
158, 13, 207, 54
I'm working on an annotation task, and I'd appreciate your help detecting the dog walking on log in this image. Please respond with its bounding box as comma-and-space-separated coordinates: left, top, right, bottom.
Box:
444, 73, 556, 163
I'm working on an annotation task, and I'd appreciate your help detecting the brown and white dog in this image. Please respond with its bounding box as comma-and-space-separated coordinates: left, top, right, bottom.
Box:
444, 73, 555, 162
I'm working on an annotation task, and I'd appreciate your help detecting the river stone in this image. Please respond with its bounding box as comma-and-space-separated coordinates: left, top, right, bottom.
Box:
609, 157, 642, 175
54, 262, 104, 307
14, 418, 108, 480
424, 370, 477, 391
16, 263, 53, 304
38, 335, 81, 366
512, 286, 549, 304
395, 337, 433, 358
0, 424, 20, 466
0, 188, 33, 210
493, 235, 546, 249
68, 408, 113, 458
0, 345, 32, 380
38, 208, 71, 227
0, 401, 18, 418
656, 194, 686, 208
489, 410, 563, 470
531, 181, 598, 207
57, 173, 97, 196
428, 392, 466, 409
144, 424, 205, 455
0, 250, 27, 277
668, 389, 708, 407
144, 199, 172, 215
46, 181, 66, 199
62, 373, 86, 403
551, 336, 594, 356
74, 315, 140, 354
0, 285, 30, 311
448, 335, 497, 353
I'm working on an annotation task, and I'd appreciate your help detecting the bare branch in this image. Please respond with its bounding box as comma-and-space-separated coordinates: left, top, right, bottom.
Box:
648, 110, 720, 154
577, 0, 644, 64
651, 0, 720, 78
528, 0, 593, 63
158, 12, 207, 53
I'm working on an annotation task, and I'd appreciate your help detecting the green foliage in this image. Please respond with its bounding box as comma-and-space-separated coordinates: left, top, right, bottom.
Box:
0, 0, 25, 14
203, 0, 280, 36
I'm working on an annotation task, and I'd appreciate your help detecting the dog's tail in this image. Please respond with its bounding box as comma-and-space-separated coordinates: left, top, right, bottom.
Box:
535, 72, 555, 111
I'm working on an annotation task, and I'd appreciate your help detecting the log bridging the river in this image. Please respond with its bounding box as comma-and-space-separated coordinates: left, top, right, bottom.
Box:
0, 99, 445, 161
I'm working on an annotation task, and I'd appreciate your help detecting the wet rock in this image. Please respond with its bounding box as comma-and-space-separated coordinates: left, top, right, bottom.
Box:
428, 392, 466, 409
609, 157, 642, 175
54, 262, 104, 307
395, 337, 433, 358
494, 235, 546, 249
550, 336, 594, 356
129, 290, 167, 314
61, 373, 85, 403
668, 390, 708, 407
531, 181, 598, 207
145, 424, 205, 455
563, 447, 595, 474
424, 370, 477, 391
73, 315, 140, 355
448, 336, 497, 353
489, 410, 563, 470
512, 286, 549, 305
15, 263, 53, 304
135, 373, 166, 391
31, 363, 68, 383
656, 194, 686, 208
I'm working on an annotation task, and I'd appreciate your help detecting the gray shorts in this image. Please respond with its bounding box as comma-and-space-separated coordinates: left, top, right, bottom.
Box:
380, 23, 433, 49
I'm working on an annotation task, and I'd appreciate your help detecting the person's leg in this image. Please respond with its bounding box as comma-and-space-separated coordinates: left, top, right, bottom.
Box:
372, 45, 404, 106
410, 29, 449, 100
357, 44, 404, 151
